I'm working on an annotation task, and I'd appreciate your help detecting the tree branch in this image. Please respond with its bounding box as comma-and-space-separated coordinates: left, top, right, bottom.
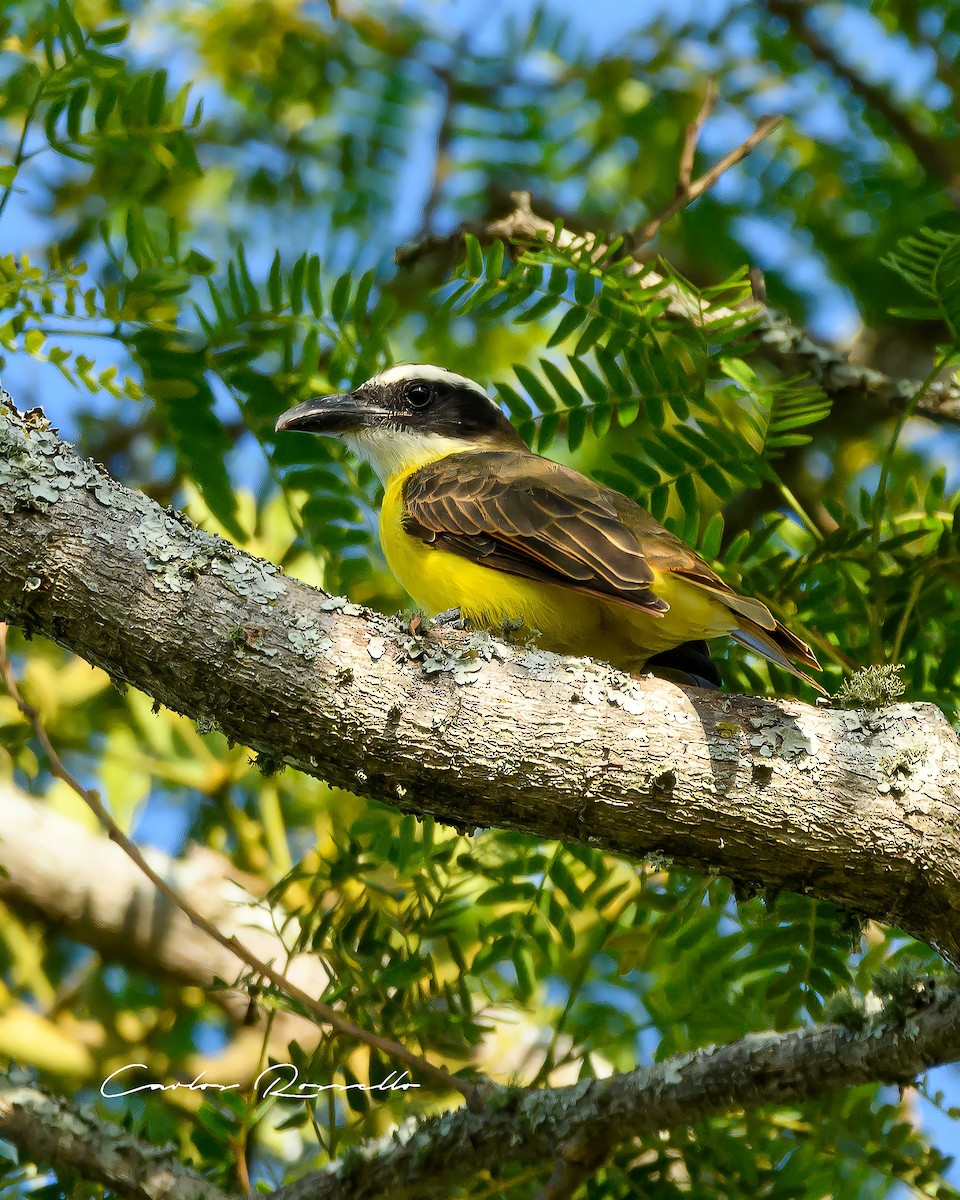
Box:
0, 780, 327, 1057
0, 1080, 234, 1200
394, 190, 960, 428
2, 397, 960, 974
274, 978, 960, 1200
763, 0, 959, 191
5, 978, 960, 1200
635, 106, 782, 245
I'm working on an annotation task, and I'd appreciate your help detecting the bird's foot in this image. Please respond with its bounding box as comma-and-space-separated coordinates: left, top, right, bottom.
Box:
430, 607, 472, 632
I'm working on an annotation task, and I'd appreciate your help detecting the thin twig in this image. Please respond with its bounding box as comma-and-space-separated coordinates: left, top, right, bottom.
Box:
538, 1134, 606, 1200
0, 78, 45, 224
866, 350, 958, 661
677, 77, 717, 189
634, 113, 783, 246
0, 626, 474, 1101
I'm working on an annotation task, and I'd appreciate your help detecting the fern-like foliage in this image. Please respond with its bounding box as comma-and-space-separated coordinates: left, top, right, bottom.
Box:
436, 228, 833, 610
884, 218, 960, 345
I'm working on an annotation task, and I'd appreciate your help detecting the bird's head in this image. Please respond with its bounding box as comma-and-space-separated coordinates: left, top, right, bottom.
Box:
274, 364, 524, 481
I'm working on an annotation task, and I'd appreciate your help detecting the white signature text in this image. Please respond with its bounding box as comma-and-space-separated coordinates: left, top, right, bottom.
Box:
100, 1062, 420, 1099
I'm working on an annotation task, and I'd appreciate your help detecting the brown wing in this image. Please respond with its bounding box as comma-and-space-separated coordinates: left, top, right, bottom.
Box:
402, 450, 668, 614
403, 449, 823, 684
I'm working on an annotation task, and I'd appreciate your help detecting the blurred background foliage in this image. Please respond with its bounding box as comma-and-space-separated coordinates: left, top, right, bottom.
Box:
1, 0, 960, 1196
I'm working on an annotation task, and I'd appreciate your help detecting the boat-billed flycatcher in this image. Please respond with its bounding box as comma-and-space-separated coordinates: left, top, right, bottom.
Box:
276, 365, 823, 692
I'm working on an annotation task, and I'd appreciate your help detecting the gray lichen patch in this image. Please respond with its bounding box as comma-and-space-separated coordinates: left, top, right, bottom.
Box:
748, 708, 822, 765
422, 645, 484, 685
387, 617, 489, 686
124, 506, 286, 607
211, 550, 285, 605
567, 663, 647, 715
321, 594, 365, 617
0, 401, 93, 513
286, 612, 333, 661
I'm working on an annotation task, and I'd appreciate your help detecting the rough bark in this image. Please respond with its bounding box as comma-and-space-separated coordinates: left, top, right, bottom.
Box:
0, 1081, 233, 1200
2, 397, 960, 973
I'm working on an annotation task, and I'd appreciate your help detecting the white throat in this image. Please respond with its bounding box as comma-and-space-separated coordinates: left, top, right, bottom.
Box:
343, 427, 472, 483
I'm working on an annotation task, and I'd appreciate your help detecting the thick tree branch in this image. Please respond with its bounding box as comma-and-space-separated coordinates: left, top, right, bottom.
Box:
0, 1081, 233, 1200
395, 191, 960, 428
0, 781, 327, 1058
2, 397, 960, 975
5, 979, 960, 1200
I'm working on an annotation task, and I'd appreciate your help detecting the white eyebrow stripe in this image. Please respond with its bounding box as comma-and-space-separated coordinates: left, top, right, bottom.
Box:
367, 364, 490, 399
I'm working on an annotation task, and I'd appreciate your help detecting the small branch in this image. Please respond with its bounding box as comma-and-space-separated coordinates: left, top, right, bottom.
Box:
764, 0, 958, 191
0, 627, 473, 1102
538, 1134, 605, 1200
0, 77, 45, 224
0, 1081, 234, 1200
635, 105, 782, 246
395, 190, 960, 428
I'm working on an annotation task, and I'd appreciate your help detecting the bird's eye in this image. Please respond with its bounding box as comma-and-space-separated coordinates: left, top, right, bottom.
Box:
406, 382, 433, 408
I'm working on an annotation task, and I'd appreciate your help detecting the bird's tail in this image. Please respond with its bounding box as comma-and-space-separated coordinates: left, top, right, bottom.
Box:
646, 640, 722, 689
729, 619, 826, 695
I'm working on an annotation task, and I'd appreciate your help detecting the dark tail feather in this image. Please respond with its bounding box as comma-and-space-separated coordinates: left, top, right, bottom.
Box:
730, 620, 826, 694
646, 640, 722, 690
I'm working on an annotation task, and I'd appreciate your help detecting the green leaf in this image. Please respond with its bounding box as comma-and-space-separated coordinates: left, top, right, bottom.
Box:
66, 84, 88, 141
289, 254, 306, 315
540, 358, 583, 409
574, 270, 596, 306
307, 255, 323, 318
547, 304, 587, 347
515, 293, 560, 324
463, 232, 483, 279
89, 21, 129, 46
514, 363, 555, 412
267, 251, 283, 311
331, 272, 351, 324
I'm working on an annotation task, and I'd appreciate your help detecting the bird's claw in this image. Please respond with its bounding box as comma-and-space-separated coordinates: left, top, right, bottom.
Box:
431, 607, 471, 631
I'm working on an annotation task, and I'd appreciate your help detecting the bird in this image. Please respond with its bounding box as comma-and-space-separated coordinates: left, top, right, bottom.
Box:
275, 364, 824, 693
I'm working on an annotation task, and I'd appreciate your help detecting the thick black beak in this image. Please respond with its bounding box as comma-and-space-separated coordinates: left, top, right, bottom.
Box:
275, 392, 380, 435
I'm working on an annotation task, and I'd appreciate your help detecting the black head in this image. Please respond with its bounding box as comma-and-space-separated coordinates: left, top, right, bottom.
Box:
274, 364, 524, 446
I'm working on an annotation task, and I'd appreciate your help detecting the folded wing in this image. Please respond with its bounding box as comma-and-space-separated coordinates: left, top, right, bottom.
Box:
403, 450, 669, 615
403, 449, 822, 689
